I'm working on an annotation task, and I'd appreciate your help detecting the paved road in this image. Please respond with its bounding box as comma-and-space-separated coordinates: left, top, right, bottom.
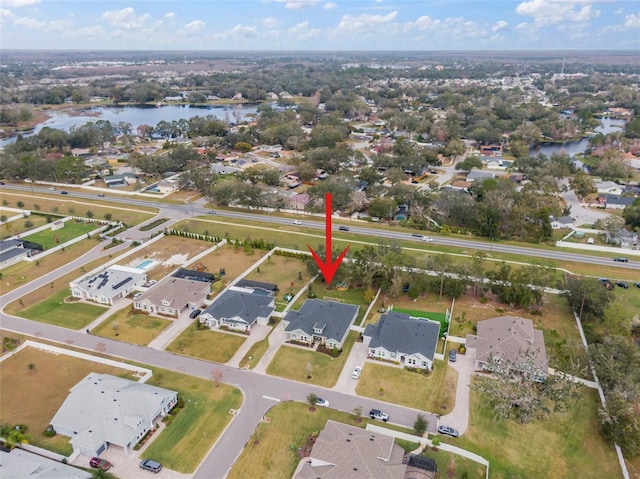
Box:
3, 184, 637, 271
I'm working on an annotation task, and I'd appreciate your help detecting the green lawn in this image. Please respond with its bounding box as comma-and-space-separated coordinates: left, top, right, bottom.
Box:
0, 214, 51, 240
166, 322, 246, 363
16, 288, 107, 329
393, 307, 449, 336
140, 369, 242, 473
91, 308, 171, 346
227, 401, 412, 479
266, 332, 357, 387
455, 381, 620, 479
356, 360, 458, 415
418, 448, 487, 478
22, 221, 99, 249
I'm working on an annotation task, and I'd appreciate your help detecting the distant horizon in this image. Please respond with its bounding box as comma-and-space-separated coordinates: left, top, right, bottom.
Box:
1, 1, 638, 51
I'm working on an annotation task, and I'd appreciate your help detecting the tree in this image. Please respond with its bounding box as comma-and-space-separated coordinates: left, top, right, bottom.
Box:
306, 393, 318, 410
569, 170, 596, 199
562, 276, 615, 323
413, 413, 428, 436
473, 350, 582, 423
210, 368, 223, 386
368, 197, 397, 220
104, 212, 112, 221
352, 405, 363, 422
455, 155, 482, 172
86, 210, 94, 219
16, 201, 24, 209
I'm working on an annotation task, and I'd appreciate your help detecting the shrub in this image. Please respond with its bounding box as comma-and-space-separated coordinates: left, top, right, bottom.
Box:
177, 397, 185, 409
43, 425, 56, 438
458, 345, 466, 354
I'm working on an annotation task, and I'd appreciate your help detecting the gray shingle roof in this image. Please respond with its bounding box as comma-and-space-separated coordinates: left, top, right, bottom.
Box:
283, 299, 359, 343
363, 311, 440, 360
136, 277, 210, 309
0, 449, 91, 479
201, 289, 275, 326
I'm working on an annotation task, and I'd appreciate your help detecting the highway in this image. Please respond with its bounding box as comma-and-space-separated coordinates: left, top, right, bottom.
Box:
2, 183, 638, 271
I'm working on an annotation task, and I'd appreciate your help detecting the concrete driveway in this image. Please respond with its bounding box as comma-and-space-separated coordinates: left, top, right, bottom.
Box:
332, 339, 368, 395
439, 352, 475, 435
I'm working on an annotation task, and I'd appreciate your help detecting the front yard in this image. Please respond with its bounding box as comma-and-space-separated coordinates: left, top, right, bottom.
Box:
91, 307, 172, 345
266, 331, 358, 387
166, 322, 247, 363
356, 360, 458, 414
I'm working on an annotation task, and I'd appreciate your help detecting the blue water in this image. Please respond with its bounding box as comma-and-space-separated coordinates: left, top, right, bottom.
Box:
136, 260, 154, 269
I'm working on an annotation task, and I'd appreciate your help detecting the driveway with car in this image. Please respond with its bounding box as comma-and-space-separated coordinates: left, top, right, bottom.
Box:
439, 348, 474, 436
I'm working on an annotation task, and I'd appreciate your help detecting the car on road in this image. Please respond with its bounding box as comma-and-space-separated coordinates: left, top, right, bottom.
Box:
616, 281, 629, 289
140, 459, 162, 474
48, 187, 56, 190
60, 190, 69, 195
437, 425, 460, 437
0, 181, 4, 185
338, 226, 350, 231
208, 210, 217, 214
293, 220, 302, 225
613, 256, 628, 262
422, 236, 434, 242
351, 366, 362, 379
411, 233, 423, 238
369, 409, 389, 422
97, 193, 105, 197
315, 397, 330, 408
90, 457, 112, 471
189, 309, 202, 319
448, 349, 457, 362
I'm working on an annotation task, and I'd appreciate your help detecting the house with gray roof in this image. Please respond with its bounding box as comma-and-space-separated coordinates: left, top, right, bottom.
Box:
465, 316, 547, 377
134, 276, 210, 317
0, 239, 42, 269
363, 311, 440, 370
550, 215, 575, 230
466, 169, 498, 182
294, 420, 408, 479
199, 287, 275, 333
50, 373, 177, 457
70, 265, 146, 305
598, 194, 636, 209
0, 448, 91, 479
282, 299, 359, 350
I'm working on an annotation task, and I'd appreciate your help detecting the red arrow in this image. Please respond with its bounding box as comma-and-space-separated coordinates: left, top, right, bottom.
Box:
307, 192, 350, 285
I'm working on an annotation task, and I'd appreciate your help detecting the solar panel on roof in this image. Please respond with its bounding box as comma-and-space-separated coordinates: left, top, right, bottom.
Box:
112, 276, 133, 290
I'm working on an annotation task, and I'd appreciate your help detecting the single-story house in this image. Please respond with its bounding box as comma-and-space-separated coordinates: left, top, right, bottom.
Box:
156, 178, 179, 193
0, 448, 91, 479
595, 180, 623, 196
199, 287, 275, 333
104, 173, 137, 188
71, 265, 147, 305
294, 420, 408, 479
363, 311, 440, 370
134, 277, 210, 317
235, 279, 278, 295
0, 239, 42, 269
465, 316, 548, 377
598, 194, 636, 209
210, 163, 241, 175
172, 268, 216, 283
550, 215, 575, 230
282, 299, 359, 350
466, 169, 497, 182
51, 373, 177, 457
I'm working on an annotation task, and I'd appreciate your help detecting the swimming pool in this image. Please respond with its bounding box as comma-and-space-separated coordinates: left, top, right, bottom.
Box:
136, 259, 155, 269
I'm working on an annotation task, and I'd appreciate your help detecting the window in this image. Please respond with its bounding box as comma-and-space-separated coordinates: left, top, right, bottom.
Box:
390, 352, 396, 359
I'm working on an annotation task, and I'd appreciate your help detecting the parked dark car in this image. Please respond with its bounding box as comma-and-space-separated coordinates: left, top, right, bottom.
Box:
635, 282, 640, 288
437, 425, 460, 437
613, 257, 628, 262
616, 281, 629, 289
338, 226, 349, 231
90, 457, 112, 471
189, 309, 202, 319
449, 350, 457, 362
140, 459, 162, 474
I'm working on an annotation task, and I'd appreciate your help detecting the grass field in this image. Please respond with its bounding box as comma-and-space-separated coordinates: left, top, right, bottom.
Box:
0, 191, 156, 226
166, 323, 247, 363
0, 213, 50, 240
16, 288, 108, 330
266, 332, 357, 387
192, 243, 266, 282
0, 346, 134, 456
455, 382, 620, 479
141, 368, 242, 473
23, 220, 98, 249
356, 360, 458, 414
227, 401, 414, 479
91, 308, 172, 345
243, 254, 312, 299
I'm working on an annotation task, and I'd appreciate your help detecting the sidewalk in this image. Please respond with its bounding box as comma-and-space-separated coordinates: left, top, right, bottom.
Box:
147, 310, 194, 351
252, 320, 287, 374
226, 323, 271, 368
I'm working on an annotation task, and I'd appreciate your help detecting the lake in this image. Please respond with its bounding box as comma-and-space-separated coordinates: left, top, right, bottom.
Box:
0, 104, 260, 147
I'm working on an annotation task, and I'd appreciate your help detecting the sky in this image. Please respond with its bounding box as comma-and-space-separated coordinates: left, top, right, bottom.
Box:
1, 0, 638, 51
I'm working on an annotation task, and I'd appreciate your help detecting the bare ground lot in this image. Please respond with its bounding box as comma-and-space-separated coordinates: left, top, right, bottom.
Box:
0, 345, 134, 455
243, 254, 311, 301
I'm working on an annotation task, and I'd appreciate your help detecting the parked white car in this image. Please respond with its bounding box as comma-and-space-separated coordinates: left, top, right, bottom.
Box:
351, 366, 362, 379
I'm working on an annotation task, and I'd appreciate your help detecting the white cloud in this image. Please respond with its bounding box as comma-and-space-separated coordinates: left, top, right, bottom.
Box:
614, 7, 624, 15
101, 7, 150, 29
262, 16, 278, 28
412, 15, 440, 31
181, 19, 205, 34
45, 18, 73, 32
274, 0, 321, 10
288, 20, 321, 40
492, 20, 508, 32
515, 0, 600, 26
623, 13, 640, 29
323, 2, 337, 9
2, 0, 40, 7
0, 8, 15, 22
165, 12, 175, 19
514, 22, 530, 30
14, 16, 46, 29
69, 25, 106, 38
336, 11, 398, 34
